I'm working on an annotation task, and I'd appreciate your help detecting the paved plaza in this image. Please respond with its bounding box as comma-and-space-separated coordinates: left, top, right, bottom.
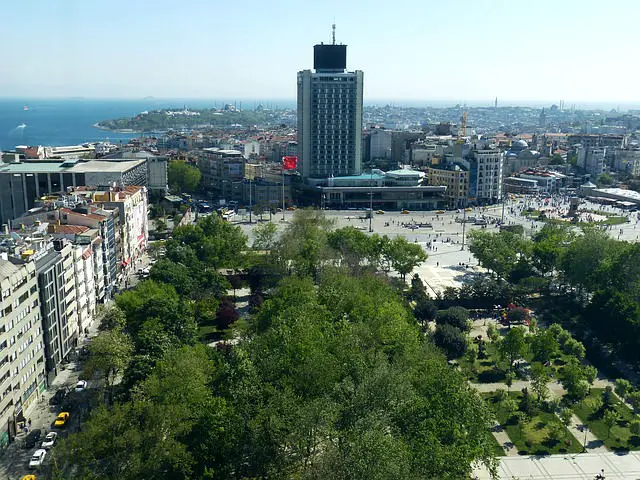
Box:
474, 451, 640, 479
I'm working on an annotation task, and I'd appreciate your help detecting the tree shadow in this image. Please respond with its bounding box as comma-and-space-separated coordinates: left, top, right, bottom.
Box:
477, 368, 506, 383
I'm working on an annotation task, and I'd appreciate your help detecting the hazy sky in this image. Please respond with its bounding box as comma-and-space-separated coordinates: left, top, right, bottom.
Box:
3, 0, 639, 104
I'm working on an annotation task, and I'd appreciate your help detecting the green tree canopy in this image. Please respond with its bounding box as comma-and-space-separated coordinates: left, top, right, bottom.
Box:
168, 160, 201, 193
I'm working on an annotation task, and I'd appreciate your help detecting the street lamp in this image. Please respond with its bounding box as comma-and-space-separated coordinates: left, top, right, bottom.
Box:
369, 166, 375, 233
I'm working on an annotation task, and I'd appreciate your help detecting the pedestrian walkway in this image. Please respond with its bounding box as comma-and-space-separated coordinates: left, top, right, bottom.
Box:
491, 421, 518, 457
567, 413, 606, 453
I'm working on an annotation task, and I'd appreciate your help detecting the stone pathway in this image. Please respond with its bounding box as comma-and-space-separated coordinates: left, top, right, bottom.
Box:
491, 421, 518, 457
566, 413, 607, 453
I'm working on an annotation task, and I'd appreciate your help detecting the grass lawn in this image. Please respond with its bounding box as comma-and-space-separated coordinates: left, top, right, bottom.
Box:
462, 342, 508, 383
573, 388, 640, 452
602, 216, 628, 225
486, 392, 582, 455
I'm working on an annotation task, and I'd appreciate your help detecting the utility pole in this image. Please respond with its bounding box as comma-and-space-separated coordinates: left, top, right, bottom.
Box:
461, 207, 467, 250
369, 167, 374, 232
501, 192, 506, 224
248, 178, 252, 223
281, 169, 285, 221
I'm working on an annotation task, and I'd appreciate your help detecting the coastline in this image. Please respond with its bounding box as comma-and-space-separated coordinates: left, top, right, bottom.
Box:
92, 122, 141, 134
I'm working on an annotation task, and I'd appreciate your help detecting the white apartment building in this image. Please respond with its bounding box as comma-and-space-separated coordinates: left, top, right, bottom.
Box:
577, 146, 607, 178
72, 244, 96, 335
471, 149, 504, 203
0, 259, 46, 445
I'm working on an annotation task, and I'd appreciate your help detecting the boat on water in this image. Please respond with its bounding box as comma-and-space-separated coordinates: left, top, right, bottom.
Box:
23, 105, 29, 111
17, 123, 26, 128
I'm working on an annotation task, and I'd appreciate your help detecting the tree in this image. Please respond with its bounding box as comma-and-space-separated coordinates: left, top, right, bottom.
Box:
505, 371, 515, 392
436, 306, 471, 332
84, 329, 134, 392
530, 328, 559, 363
414, 296, 437, 327
383, 236, 427, 280
433, 323, 468, 359
603, 408, 619, 439
99, 305, 126, 331
468, 230, 530, 279
559, 407, 573, 428
506, 306, 530, 325
276, 209, 334, 278
562, 338, 586, 360
252, 222, 279, 251
487, 323, 500, 343
629, 391, 640, 412
561, 358, 590, 401
530, 363, 550, 403
597, 173, 614, 187
630, 419, 640, 436
499, 326, 527, 370
615, 379, 632, 400
602, 386, 615, 409
149, 259, 195, 296
168, 160, 201, 193
215, 297, 239, 330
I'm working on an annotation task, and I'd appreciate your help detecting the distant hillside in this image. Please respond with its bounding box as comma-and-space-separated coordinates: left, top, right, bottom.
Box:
97, 108, 294, 132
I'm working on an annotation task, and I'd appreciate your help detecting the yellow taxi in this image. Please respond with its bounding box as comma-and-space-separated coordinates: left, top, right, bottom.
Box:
376, 210, 385, 214
401, 209, 410, 214
465, 207, 473, 212
54, 412, 70, 427
436, 210, 446, 214
286, 206, 296, 211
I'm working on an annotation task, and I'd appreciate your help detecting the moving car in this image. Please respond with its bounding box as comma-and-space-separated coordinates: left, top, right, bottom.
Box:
436, 210, 446, 214
375, 210, 385, 214
401, 210, 410, 214
29, 449, 46, 468
41, 431, 58, 449
286, 206, 296, 211
54, 412, 70, 427
75, 380, 87, 392
24, 429, 42, 448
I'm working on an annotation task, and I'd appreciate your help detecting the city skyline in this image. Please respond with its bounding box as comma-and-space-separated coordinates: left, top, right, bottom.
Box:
3, 0, 640, 104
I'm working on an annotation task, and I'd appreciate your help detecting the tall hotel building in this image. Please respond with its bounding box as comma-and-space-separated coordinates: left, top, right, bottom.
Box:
297, 40, 364, 180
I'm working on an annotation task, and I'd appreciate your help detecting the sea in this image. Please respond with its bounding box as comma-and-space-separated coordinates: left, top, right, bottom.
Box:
0, 98, 297, 151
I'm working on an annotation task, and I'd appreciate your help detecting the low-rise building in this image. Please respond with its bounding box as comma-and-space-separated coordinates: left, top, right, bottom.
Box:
426, 165, 469, 207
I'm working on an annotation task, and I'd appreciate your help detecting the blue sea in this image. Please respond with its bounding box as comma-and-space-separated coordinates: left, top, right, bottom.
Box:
0, 98, 297, 150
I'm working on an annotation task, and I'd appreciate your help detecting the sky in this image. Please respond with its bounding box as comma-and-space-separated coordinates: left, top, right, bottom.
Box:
2, 0, 640, 105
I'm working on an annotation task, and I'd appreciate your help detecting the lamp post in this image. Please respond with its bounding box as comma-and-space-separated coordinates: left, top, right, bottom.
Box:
369, 166, 375, 233
461, 207, 467, 250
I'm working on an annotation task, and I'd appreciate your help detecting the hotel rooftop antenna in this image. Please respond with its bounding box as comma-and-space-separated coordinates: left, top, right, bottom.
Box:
332, 23, 336, 44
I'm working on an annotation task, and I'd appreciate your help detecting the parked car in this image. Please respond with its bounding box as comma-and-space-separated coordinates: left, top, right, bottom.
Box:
436, 210, 446, 214
41, 431, 58, 449
29, 449, 47, 468
75, 380, 87, 392
401, 210, 410, 214
376, 210, 385, 214
54, 412, 70, 427
24, 429, 42, 448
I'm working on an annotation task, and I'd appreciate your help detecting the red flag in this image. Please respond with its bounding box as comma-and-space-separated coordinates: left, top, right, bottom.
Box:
282, 156, 298, 170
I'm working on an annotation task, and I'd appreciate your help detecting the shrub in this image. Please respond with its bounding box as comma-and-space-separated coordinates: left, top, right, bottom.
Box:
433, 324, 468, 359
436, 307, 471, 332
